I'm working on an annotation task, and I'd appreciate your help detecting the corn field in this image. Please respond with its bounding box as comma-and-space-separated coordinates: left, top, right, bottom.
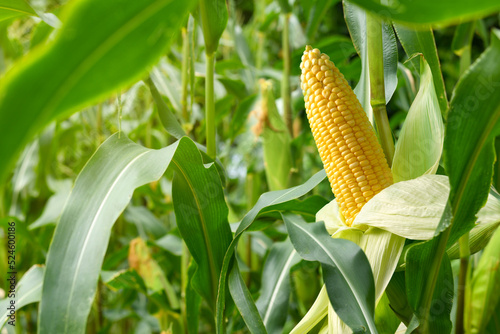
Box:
1, 0, 500, 333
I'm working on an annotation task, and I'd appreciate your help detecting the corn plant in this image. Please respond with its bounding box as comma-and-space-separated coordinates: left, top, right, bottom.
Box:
0, 0, 500, 333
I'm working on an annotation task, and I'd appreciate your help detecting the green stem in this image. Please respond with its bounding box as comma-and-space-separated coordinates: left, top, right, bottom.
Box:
205, 52, 216, 159
181, 27, 189, 122
367, 14, 395, 166
455, 234, 470, 334
282, 13, 293, 136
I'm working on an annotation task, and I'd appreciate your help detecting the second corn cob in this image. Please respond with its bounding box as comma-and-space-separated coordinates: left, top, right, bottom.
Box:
300, 45, 393, 226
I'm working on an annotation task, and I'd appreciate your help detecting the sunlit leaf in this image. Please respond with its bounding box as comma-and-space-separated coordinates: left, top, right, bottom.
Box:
0, 265, 44, 329
0, 0, 196, 183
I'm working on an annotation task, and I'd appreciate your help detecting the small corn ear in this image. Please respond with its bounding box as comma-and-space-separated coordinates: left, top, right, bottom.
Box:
300, 45, 392, 226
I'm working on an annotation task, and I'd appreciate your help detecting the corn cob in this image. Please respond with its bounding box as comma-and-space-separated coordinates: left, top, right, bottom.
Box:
300, 46, 393, 226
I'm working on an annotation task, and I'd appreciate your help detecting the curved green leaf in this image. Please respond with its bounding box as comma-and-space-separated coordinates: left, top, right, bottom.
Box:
38, 134, 191, 334
443, 29, 500, 243
346, 0, 500, 26
0, 0, 196, 183
0, 0, 36, 22
229, 263, 268, 334
215, 170, 327, 333
172, 138, 233, 311
256, 238, 301, 334
0, 265, 44, 329
145, 76, 186, 139
406, 241, 453, 333
393, 25, 448, 114
283, 214, 377, 333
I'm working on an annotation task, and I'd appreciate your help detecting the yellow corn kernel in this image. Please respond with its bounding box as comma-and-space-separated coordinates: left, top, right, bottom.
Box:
300, 45, 392, 226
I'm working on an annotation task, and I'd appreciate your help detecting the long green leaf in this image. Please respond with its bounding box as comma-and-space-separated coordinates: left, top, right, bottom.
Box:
38, 134, 192, 334
172, 138, 233, 311
405, 240, 453, 333
306, 0, 340, 41
0, 0, 196, 183
0, 265, 44, 329
215, 170, 327, 333
145, 76, 186, 139
346, 0, 500, 26
0, 0, 36, 22
255, 238, 301, 334
393, 25, 449, 114
229, 263, 268, 334
283, 214, 377, 333
442, 29, 500, 242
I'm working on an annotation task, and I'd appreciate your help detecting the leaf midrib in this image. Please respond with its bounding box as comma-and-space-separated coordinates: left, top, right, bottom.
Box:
63, 150, 150, 333
263, 249, 296, 325
40, 0, 171, 121
452, 105, 500, 214
0, 5, 34, 16
173, 159, 219, 305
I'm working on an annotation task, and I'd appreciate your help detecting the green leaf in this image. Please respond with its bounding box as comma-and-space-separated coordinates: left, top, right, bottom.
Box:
0, 0, 196, 183
346, 0, 500, 26
229, 262, 268, 334
465, 226, 500, 333
451, 21, 476, 56
0, 265, 44, 329
392, 58, 444, 182
277, 0, 291, 13
305, 0, 340, 41
124, 206, 168, 240
38, 134, 190, 334
385, 272, 413, 325
443, 29, 500, 243
230, 93, 258, 139
283, 214, 377, 334
405, 240, 453, 333
256, 238, 301, 334
186, 260, 202, 334
215, 170, 327, 333
0, 0, 37, 22
198, 0, 228, 55
375, 293, 402, 334
29, 179, 72, 229
393, 25, 449, 114
145, 76, 186, 139
344, 1, 398, 124
172, 137, 233, 311
154, 234, 183, 256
